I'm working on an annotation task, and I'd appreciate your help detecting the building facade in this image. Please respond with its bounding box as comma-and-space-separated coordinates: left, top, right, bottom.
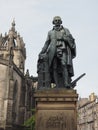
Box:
0, 21, 33, 130
77, 93, 98, 130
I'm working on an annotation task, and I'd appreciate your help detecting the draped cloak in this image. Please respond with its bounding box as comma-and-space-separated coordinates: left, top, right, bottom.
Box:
40, 26, 76, 77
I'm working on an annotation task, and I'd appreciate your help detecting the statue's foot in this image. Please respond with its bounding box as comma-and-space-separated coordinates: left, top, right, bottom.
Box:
65, 83, 71, 89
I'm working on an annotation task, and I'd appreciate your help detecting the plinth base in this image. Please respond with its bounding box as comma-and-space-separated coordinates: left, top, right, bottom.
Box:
34, 88, 78, 130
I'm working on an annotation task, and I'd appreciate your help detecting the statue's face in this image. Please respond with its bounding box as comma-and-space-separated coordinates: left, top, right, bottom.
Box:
53, 17, 62, 26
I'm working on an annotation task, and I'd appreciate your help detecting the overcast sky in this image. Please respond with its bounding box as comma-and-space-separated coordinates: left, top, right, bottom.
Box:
0, 0, 98, 98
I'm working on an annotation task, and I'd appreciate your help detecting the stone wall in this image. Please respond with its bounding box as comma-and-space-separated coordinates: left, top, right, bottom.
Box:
0, 63, 9, 129
77, 94, 98, 130
0, 59, 26, 130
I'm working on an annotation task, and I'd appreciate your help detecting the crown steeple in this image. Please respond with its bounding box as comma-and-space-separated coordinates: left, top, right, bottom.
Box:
11, 19, 16, 31
0, 20, 26, 74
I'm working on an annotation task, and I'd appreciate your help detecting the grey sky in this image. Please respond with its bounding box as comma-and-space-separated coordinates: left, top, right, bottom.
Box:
0, 0, 98, 98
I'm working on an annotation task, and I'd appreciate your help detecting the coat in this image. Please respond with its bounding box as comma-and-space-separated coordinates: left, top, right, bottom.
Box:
40, 26, 76, 77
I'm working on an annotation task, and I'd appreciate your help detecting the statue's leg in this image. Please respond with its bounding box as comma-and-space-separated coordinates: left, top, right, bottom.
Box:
52, 58, 59, 88
61, 53, 70, 88
53, 69, 59, 88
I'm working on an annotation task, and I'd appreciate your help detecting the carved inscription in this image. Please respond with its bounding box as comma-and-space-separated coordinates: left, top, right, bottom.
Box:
46, 114, 66, 129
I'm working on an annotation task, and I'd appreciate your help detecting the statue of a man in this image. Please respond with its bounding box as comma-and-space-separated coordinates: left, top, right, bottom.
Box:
37, 16, 76, 88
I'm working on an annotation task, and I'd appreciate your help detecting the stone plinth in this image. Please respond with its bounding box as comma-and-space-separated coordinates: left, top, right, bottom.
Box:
34, 89, 78, 130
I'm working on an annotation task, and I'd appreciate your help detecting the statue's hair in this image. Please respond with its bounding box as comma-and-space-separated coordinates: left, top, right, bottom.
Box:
52, 16, 62, 24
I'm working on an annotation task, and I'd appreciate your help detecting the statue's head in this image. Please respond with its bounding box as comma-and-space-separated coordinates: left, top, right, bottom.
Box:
52, 16, 62, 25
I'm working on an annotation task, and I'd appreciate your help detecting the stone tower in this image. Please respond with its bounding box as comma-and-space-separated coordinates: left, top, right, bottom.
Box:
0, 21, 33, 130
0, 20, 26, 73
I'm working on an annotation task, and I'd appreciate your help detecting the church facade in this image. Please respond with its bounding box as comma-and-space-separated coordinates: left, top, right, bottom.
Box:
0, 21, 33, 130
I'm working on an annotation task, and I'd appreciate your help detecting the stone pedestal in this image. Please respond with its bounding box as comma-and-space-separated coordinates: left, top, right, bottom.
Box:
34, 89, 78, 130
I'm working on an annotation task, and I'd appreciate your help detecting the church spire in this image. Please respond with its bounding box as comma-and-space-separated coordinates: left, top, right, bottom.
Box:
0, 20, 26, 73
11, 19, 16, 32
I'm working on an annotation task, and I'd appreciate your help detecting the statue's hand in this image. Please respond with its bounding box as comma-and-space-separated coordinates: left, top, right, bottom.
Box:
39, 53, 44, 60
39, 53, 48, 61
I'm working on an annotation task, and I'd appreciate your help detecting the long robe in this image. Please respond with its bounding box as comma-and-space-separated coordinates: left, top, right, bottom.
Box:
40, 26, 76, 77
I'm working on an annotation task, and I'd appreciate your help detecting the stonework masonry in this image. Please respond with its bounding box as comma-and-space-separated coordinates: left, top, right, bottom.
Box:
34, 89, 78, 130
0, 21, 33, 130
77, 93, 98, 130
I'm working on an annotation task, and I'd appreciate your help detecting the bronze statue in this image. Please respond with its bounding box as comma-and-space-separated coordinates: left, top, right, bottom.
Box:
37, 16, 76, 88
